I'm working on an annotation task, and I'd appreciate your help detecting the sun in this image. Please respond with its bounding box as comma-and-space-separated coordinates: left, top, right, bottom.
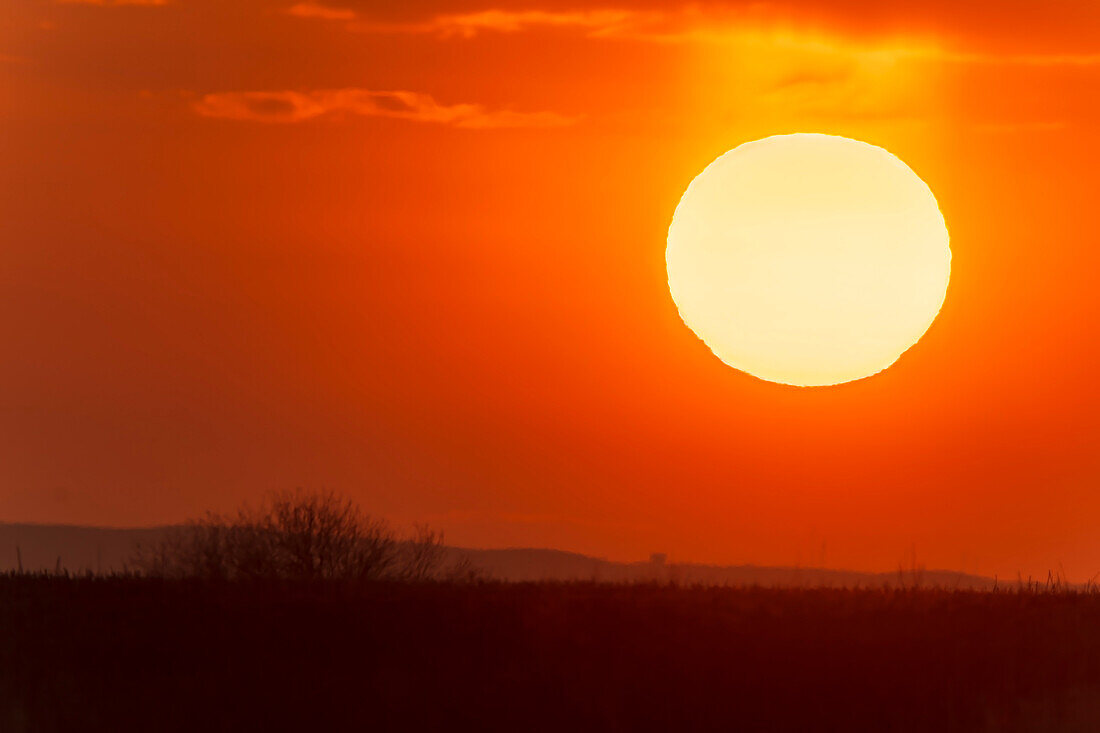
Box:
666, 133, 951, 387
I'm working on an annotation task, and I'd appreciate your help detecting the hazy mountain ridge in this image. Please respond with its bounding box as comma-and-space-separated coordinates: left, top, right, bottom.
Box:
451, 546, 998, 589
1, 523, 995, 588
0, 524, 168, 574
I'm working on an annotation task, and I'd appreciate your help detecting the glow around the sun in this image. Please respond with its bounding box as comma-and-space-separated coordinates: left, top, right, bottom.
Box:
666, 133, 951, 387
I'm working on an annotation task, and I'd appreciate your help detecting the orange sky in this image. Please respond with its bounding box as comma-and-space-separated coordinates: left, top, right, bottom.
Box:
2, 0, 1100, 580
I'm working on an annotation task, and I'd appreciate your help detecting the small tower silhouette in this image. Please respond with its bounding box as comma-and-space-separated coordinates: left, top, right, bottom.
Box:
649, 553, 668, 583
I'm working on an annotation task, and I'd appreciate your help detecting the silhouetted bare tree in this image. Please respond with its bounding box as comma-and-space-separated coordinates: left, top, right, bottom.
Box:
133, 490, 455, 581
395, 524, 446, 581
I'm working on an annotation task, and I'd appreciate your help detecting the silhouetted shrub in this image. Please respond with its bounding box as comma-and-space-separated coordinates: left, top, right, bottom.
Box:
131, 490, 449, 581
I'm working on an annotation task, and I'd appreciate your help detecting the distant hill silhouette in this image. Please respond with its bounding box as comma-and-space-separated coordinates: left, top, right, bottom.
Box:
448, 546, 997, 589
0, 523, 996, 588
0, 524, 167, 574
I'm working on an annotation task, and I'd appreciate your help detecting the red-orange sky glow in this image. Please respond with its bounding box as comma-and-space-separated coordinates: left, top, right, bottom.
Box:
3, 0, 1100, 579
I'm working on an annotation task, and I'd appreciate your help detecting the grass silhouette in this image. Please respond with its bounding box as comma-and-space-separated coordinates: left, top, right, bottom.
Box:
3, 574, 1100, 732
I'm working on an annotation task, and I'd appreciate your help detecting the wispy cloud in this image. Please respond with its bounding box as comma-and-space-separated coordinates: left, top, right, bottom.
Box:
193, 88, 580, 128
334, 5, 1100, 68
972, 121, 1069, 134
379, 9, 639, 39
346, 8, 649, 39
284, 2, 356, 21
934, 50, 1100, 67
57, 0, 168, 5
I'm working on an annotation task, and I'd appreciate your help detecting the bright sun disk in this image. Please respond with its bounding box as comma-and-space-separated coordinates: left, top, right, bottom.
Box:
666, 133, 951, 387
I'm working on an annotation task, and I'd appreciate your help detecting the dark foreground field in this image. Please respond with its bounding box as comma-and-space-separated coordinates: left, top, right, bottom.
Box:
4, 576, 1100, 732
